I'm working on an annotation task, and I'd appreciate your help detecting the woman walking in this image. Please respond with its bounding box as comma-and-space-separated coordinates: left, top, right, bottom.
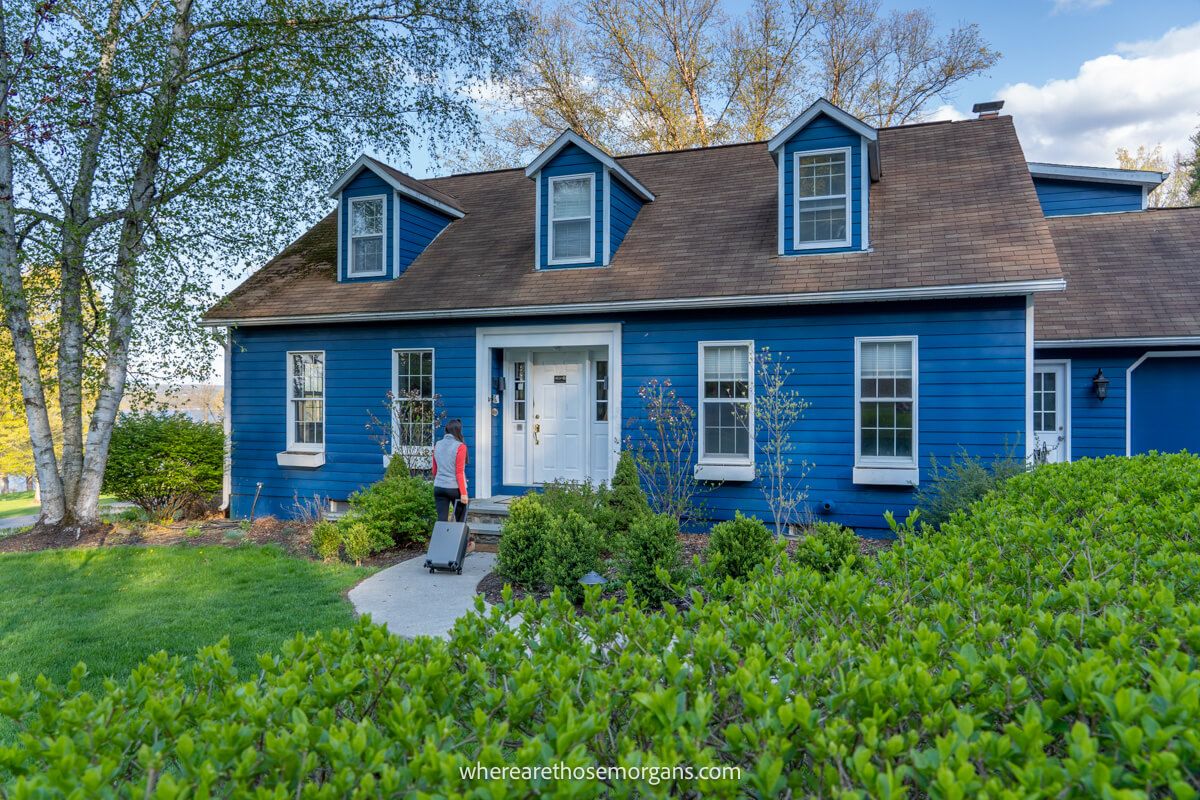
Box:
431, 419, 470, 532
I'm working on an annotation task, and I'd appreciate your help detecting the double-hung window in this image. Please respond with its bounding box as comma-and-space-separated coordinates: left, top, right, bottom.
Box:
287, 352, 325, 453
696, 341, 754, 480
349, 196, 386, 276
548, 174, 594, 264
393, 349, 435, 465
794, 149, 850, 249
855, 337, 918, 484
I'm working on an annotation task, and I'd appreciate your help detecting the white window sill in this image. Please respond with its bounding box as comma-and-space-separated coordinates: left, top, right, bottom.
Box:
385, 452, 432, 469
694, 463, 754, 482
853, 465, 918, 486
277, 451, 325, 468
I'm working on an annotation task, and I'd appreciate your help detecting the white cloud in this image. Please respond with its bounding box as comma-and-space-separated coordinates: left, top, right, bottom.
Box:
1052, 0, 1111, 14
958, 21, 1200, 166
926, 104, 969, 122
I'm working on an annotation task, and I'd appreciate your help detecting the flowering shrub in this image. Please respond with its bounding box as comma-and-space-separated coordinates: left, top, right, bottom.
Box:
6, 454, 1200, 797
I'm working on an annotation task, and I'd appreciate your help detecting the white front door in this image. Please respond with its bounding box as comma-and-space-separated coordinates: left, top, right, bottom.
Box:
1033, 362, 1068, 463
531, 352, 587, 484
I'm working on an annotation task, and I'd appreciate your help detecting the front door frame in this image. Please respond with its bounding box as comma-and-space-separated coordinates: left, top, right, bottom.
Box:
475, 322, 622, 499
1033, 359, 1071, 463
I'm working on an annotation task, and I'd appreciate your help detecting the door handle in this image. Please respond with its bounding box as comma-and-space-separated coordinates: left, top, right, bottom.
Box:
533, 422, 541, 445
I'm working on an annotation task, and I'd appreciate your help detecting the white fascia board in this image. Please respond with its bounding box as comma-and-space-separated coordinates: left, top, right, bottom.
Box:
327, 155, 465, 219
203, 278, 1067, 327
1036, 335, 1200, 349
524, 131, 655, 202
1027, 162, 1166, 188
767, 99, 877, 153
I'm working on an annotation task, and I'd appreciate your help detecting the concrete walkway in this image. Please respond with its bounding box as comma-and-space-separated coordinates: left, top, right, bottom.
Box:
349, 552, 498, 639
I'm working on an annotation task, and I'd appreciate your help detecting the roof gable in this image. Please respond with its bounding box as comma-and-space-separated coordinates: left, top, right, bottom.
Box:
327, 154, 465, 218
526, 130, 655, 202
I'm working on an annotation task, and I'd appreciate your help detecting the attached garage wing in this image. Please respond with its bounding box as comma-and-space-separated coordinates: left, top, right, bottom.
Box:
1128, 352, 1200, 456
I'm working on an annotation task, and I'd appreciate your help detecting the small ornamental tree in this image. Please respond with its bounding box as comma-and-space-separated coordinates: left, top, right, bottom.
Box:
608, 450, 650, 539
748, 347, 811, 537
102, 413, 224, 520
625, 379, 706, 524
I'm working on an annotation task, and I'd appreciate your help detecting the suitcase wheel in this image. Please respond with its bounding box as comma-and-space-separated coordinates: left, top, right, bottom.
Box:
456, 567, 463, 575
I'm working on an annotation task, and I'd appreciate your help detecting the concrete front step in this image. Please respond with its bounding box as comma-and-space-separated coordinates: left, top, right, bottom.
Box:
465, 495, 515, 544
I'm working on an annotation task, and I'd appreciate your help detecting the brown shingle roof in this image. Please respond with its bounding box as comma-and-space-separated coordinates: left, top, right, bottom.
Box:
205, 116, 1062, 323
1035, 207, 1200, 342
363, 155, 465, 215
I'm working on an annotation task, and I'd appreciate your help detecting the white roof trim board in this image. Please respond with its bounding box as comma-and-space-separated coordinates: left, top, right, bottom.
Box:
767, 98, 878, 153
1027, 162, 1167, 188
524, 130, 656, 202
203, 278, 1066, 327
327, 154, 466, 219
1037, 336, 1200, 348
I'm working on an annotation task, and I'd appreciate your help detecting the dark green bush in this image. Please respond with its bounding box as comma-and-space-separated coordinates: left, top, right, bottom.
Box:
608, 450, 650, 538
616, 512, 684, 605
339, 475, 435, 551
541, 510, 601, 603
311, 520, 341, 562
538, 479, 617, 547
793, 520, 859, 574
102, 412, 224, 520
496, 494, 552, 589
912, 446, 1026, 529
9, 454, 1200, 797
705, 512, 773, 580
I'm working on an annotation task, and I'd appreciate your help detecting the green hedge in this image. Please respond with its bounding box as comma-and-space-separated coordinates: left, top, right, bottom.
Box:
6, 453, 1200, 796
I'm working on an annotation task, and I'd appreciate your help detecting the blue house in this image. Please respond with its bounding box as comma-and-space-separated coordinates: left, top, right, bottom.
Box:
203, 99, 1199, 535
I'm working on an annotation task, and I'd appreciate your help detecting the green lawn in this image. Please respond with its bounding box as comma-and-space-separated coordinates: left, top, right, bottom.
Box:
0, 545, 371, 693
0, 490, 119, 520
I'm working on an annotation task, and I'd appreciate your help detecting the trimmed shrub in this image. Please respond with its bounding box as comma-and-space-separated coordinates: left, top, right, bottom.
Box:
541, 510, 601, 603
608, 450, 650, 538
11, 454, 1200, 798
538, 479, 617, 546
616, 513, 684, 605
496, 494, 552, 589
705, 512, 773, 580
793, 520, 859, 574
311, 521, 341, 562
340, 475, 435, 551
912, 447, 1026, 529
102, 412, 224, 520
341, 522, 373, 566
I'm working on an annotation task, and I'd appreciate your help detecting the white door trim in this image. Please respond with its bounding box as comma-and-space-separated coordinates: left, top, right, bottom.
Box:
475, 322, 622, 498
1033, 359, 1071, 462
1125, 349, 1200, 456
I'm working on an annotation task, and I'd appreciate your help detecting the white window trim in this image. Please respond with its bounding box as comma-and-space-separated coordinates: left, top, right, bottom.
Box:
695, 340, 755, 481
390, 348, 436, 468
547, 173, 596, 266
792, 147, 852, 251
347, 194, 388, 278
282, 350, 325, 467
853, 335, 918, 486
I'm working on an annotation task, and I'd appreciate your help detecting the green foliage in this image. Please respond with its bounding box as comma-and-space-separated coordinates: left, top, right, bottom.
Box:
912, 447, 1027, 529
496, 494, 552, 589
383, 453, 414, 481
541, 510, 601, 603
616, 513, 684, 605
608, 450, 651, 538
339, 476, 436, 551
705, 512, 773, 580
11, 454, 1200, 797
539, 479, 617, 546
342, 522, 373, 566
102, 413, 224, 520
794, 521, 860, 575
312, 521, 342, 562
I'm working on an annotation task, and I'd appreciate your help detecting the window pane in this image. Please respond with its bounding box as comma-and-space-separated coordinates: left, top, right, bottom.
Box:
797, 200, 847, 243
351, 198, 384, 235
797, 153, 846, 197
552, 177, 591, 219
394, 350, 435, 452
858, 341, 916, 461
703, 400, 750, 458
552, 219, 591, 261
352, 236, 383, 274
290, 353, 324, 447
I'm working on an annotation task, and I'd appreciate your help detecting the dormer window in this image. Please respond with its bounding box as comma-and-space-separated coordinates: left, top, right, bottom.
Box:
794, 149, 850, 249
549, 174, 595, 264
349, 196, 386, 277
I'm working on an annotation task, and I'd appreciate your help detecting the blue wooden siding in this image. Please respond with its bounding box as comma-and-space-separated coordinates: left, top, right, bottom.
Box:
1034, 349, 1135, 459
396, 195, 453, 276
1131, 356, 1200, 454
231, 298, 1027, 534
609, 178, 643, 259
339, 171, 395, 282
538, 144, 604, 269
1032, 178, 1142, 217
781, 115, 864, 254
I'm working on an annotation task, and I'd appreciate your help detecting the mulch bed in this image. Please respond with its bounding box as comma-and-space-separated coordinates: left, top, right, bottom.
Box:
476, 532, 894, 605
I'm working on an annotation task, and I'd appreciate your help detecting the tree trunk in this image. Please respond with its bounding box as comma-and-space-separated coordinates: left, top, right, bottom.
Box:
0, 0, 66, 525
73, 0, 195, 524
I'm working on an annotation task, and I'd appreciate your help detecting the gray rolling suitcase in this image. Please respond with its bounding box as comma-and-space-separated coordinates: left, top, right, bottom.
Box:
425, 520, 470, 574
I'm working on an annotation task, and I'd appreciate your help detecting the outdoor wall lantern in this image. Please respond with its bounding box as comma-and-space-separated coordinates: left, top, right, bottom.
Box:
1092, 368, 1110, 401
